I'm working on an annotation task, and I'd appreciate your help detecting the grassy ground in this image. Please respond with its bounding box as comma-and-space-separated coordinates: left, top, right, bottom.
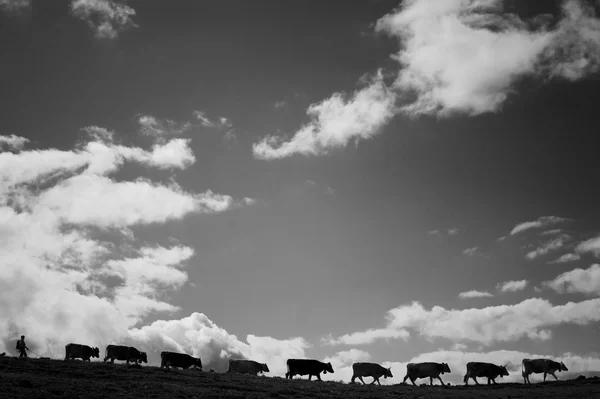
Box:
1, 356, 599, 398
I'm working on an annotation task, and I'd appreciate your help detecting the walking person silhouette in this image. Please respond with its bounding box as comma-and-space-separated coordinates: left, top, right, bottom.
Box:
16, 335, 28, 359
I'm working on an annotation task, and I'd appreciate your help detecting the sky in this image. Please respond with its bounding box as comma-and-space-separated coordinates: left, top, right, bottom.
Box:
1, 0, 600, 386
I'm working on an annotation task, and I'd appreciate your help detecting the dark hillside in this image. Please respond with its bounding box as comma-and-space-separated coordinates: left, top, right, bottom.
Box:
1, 357, 600, 399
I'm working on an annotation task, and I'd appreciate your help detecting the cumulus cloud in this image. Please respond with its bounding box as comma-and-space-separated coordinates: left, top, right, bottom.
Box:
252, 71, 397, 160
576, 235, 600, 257
497, 279, 528, 293
324, 297, 600, 346
0, 134, 29, 150
510, 216, 571, 235
526, 234, 571, 260
128, 312, 310, 374
376, 0, 600, 117
70, 0, 136, 39
0, 127, 253, 357
252, 0, 600, 160
0, 0, 29, 13
458, 290, 494, 299
550, 253, 581, 264
463, 247, 483, 257
544, 264, 600, 296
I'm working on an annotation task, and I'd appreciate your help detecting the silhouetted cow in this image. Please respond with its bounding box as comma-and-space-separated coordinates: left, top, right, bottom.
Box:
463, 362, 509, 385
403, 362, 451, 386
228, 359, 269, 375
160, 351, 202, 370
522, 358, 568, 384
351, 362, 393, 385
103, 345, 147, 365
64, 343, 100, 361
285, 359, 334, 381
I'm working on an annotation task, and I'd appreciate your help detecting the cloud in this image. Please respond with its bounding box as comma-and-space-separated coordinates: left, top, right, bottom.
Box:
252, 71, 397, 160
544, 264, 600, 296
497, 279, 529, 293
510, 216, 571, 235
0, 0, 29, 13
193, 111, 233, 130
70, 0, 137, 39
550, 253, 581, 264
274, 101, 287, 109
128, 312, 310, 374
324, 297, 600, 346
447, 228, 460, 236
429, 228, 459, 237
576, 235, 600, 257
458, 290, 494, 299
526, 234, 571, 260
0, 127, 253, 357
541, 229, 564, 236
0, 134, 29, 150
463, 247, 481, 257
138, 115, 191, 138
376, 0, 600, 117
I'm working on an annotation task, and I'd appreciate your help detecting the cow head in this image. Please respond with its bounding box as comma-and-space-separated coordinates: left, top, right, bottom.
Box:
324, 362, 334, 374
384, 367, 393, 379
140, 352, 148, 363
196, 357, 203, 370
262, 363, 270, 373
91, 348, 100, 358
441, 363, 451, 373
559, 362, 568, 372
499, 365, 509, 377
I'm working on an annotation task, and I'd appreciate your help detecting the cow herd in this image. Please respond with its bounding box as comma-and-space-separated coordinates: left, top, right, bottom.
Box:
62, 343, 570, 386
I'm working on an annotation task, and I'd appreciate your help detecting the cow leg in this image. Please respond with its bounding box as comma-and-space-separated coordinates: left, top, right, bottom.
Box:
550, 372, 558, 381
308, 374, 312, 381
316, 373, 322, 381
473, 377, 479, 385
487, 377, 491, 385
411, 377, 416, 386
543, 372, 547, 382
358, 376, 366, 385
492, 378, 497, 385
402, 375, 409, 384
430, 376, 434, 386
437, 376, 445, 386
374, 377, 381, 386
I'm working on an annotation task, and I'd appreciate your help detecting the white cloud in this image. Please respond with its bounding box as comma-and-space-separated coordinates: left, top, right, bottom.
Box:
252, 71, 397, 160
544, 264, 600, 296
193, 111, 232, 129
576, 235, 600, 257
541, 229, 564, 236
0, 0, 29, 12
138, 115, 191, 138
0, 128, 252, 357
274, 101, 287, 109
510, 216, 571, 235
0, 134, 29, 150
324, 297, 600, 346
497, 279, 528, 293
550, 253, 581, 264
376, 0, 600, 117
128, 312, 309, 374
458, 290, 494, 299
428, 229, 440, 236
70, 0, 136, 39
447, 228, 459, 236
463, 247, 480, 257
526, 235, 571, 260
